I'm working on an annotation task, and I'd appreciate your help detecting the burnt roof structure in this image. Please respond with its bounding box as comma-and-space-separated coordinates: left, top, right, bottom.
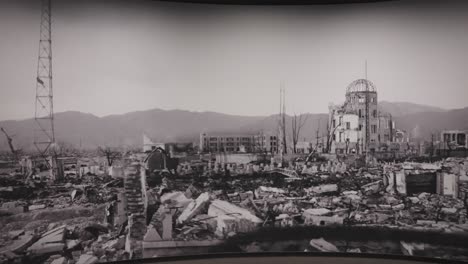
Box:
346, 79, 377, 94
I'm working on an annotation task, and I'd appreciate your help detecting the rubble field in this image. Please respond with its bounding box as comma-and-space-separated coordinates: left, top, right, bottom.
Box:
1, 156, 468, 263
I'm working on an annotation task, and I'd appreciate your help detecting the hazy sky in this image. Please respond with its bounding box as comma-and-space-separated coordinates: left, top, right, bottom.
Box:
1, 0, 468, 121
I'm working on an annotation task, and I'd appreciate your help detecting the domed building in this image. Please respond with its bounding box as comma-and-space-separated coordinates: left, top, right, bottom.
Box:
328, 79, 394, 155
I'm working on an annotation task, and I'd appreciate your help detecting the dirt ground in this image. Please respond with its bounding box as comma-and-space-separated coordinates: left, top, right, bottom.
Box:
0, 204, 106, 234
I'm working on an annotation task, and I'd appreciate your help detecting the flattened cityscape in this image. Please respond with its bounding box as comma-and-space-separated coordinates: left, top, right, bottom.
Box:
1, 0, 468, 263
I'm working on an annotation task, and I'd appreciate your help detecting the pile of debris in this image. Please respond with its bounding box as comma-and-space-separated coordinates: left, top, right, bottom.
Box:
2, 155, 468, 262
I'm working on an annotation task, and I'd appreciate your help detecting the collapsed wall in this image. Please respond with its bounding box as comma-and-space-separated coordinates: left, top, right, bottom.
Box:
124, 163, 147, 259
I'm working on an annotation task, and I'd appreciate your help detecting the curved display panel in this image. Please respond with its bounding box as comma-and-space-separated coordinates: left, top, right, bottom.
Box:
0, 0, 468, 264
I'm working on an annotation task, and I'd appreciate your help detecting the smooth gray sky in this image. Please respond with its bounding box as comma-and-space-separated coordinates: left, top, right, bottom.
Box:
1, 0, 468, 121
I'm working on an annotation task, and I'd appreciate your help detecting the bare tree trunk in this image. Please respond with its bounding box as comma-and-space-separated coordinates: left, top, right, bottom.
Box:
291, 114, 308, 154
1, 127, 21, 161
326, 117, 340, 153
98, 146, 121, 166
292, 116, 297, 154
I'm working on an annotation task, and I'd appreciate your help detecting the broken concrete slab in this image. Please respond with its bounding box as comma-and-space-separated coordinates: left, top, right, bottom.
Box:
275, 214, 294, 227
0, 202, 27, 214
144, 225, 162, 242
303, 208, 331, 216
162, 213, 173, 240
192, 214, 218, 232
29, 204, 46, 211
8, 230, 24, 239
256, 186, 286, 197
28, 242, 65, 256
342, 191, 358, 196
28, 225, 66, 255
177, 192, 210, 224
216, 214, 239, 236
369, 213, 391, 223
208, 199, 262, 235
41, 225, 67, 238
66, 240, 79, 250
0, 231, 35, 254
441, 207, 458, 214
239, 191, 254, 201
361, 181, 382, 195
161, 191, 192, 210
102, 236, 125, 250
76, 254, 98, 264
305, 184, 338, 194
304, 215, 344, 226
395, 171, 406, 195
51, 257, 67, 264
309, 238, 339, 252
378, 204, 392, 210
383, 195, 399, 205
208, 200, 262, 224
2, 201, 20, 209
185, 184, 203, 199
1, 251, 18, 261
392, 204, 405, 211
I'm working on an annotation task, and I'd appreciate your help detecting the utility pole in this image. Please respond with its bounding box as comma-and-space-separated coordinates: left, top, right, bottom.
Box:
430, 133, 434, 162
277, 84, 287, 164
34, 0, 58, 180
364, 60, 370, 154
283, 88, 287, 154
315, 118, 320, 151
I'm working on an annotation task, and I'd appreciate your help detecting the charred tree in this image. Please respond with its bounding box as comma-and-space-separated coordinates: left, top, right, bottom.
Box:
98, 146, 121, 166
0, 127, 22, 161
291, 113, 308, 154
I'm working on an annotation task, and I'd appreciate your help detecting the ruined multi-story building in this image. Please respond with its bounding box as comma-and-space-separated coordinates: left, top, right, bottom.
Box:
441, 130, 468, 149
253, 132, 278, 153
329, 79, 394, 154
199, 133, 256, 153
199, 132, 279, 154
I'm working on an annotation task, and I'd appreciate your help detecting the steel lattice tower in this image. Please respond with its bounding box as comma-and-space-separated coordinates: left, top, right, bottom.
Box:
34, 0, 56, 173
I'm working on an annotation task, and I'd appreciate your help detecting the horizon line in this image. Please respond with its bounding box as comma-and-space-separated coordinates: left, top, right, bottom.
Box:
0, 100, 457, 123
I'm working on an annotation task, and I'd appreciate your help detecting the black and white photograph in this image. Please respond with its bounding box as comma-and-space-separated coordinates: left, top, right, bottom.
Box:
1, 0, 468, 263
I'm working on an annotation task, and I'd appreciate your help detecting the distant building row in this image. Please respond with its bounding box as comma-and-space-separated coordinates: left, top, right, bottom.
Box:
199, 132, 279, 153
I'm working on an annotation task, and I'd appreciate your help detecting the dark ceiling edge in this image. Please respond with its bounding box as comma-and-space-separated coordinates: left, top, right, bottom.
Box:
152, 0, 397, 6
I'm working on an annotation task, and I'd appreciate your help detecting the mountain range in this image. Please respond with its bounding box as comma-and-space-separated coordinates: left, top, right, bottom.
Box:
0, 101, 466, 151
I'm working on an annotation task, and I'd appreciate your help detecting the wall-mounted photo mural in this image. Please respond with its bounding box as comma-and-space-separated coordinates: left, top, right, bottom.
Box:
1, 0, 468, 263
